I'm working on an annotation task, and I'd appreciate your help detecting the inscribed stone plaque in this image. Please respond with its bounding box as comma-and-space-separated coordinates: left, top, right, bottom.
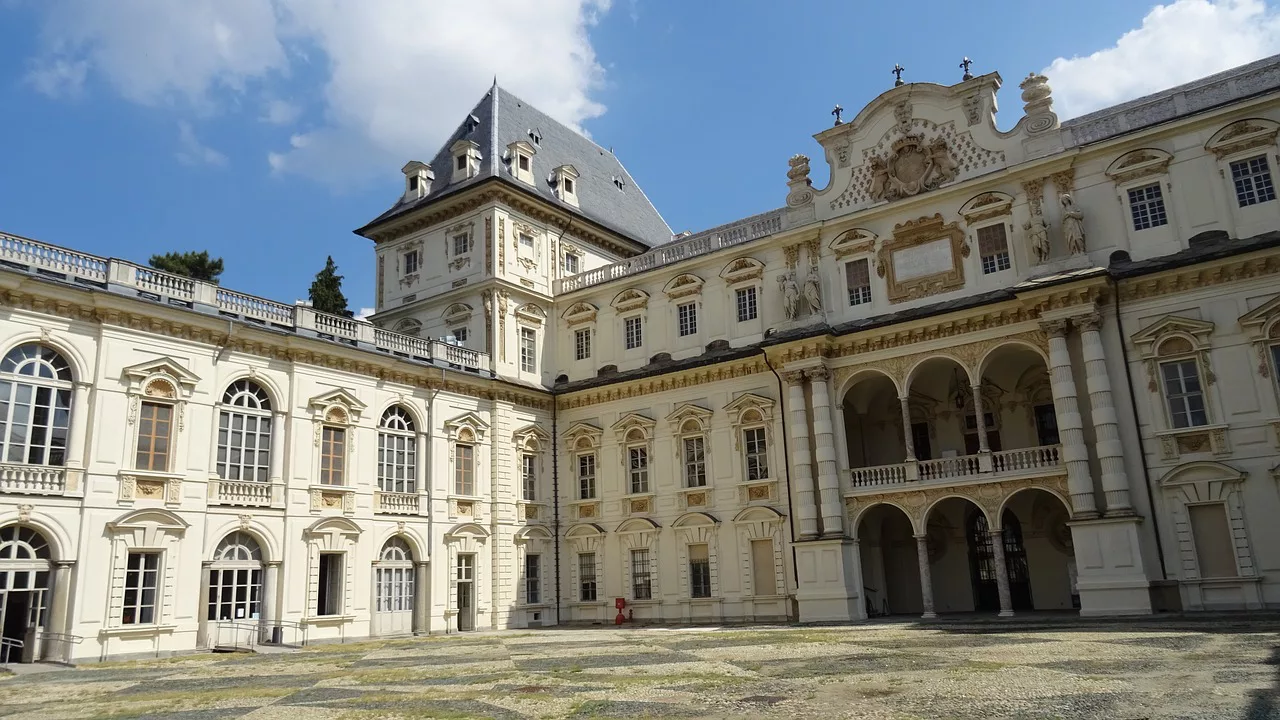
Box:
893, 238, 953, 281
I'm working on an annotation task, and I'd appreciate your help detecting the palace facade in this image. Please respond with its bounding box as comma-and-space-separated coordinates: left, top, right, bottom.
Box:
3, 55, 1280, 662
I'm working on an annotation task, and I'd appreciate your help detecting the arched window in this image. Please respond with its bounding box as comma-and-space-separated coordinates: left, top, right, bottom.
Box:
0, 343, 73, 466
0, 526, 52, 646
374, 537, 415, 634
208, 531, 263, 622
217, 380, 273, 482
378, 406, 417, 493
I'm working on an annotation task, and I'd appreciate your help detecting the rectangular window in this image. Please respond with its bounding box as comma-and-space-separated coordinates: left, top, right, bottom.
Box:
631, 549, 652, 600
845, 259, 872, 306
624, 316, 643, 350
521, 453, 536, 501
320, 426, 345, 485
135, 401, 173, 472
677, 302, 698, 337
628, 446, 649, 494
121, 551, 159, 625
451, 327, 468, 344
977, 224, 1012, 274
683, 436, 706, 487
1033, 403, 1060, 446
524, 554, 541, 604
455, 155, 467, 171
911, 422, 932, 461
1189, 503, 1238, 578
316, 553, 343, 616
519, 233, 534, 249
744, 427, 769, 481
578, 553, 597, 601
577, 453, 596, 499
408, 175, 420, 191
452, 233, 470, 256
403, 250, 420, 275
688, 544, 711, 599
735, 286, 758, 322
1161, 359, 1208, 428
519, 327, 537, 373
518, 154, 530, 172
574, 328, 591, 361
563, 252, 580, 275
1128, 183, 1169, 231
751, 539, 777, 596
1231, 155, 1277, 207
455, 443, 474, 495
563, 178, 575, 195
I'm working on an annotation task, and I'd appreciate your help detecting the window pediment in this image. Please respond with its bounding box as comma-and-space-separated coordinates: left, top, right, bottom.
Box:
666, 403, 713, 434
512, 423, 550, 452
562, 421, 603, 450
443, 303, 473, 326
612, 412, 656, 441
733, 506, 784, 523
444, 411, 489, 441
1159, 460, 1246, 488
662, 274, 704, 299
672, 511, 718, 528
829, 228, 877, 258
106, 508, 189, 534
1106, 148, 1173, 185
615, 517, 660, 533
305, 516, 362, 538
958, 192, 1014, 225
308, 389, 366, 422
121, 358, 200, 398
562, 302, 598, 326
611, 288, 649, 312
720, 257, 764, 284
515, 303, 546, 326
724, 392, 776, 422
445, 522, 490, 540
1131, 315, 1215, 356
1239, 295, 1280, 338
565, 522, 605, 539
1206, 118, 1280, 158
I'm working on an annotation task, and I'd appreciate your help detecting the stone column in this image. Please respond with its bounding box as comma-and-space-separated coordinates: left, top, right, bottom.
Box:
1042, 320, 1098, 517
1077, 314, 1133, 514
989, 530, 1015, 617
972, 384, 990, 453
262, 561, 280, 639
914, 534, 937, 619
269, 412, 286, 482
807, 367, 845, 538
899, 396, 916, 461
42, 560, 75, 662
198, 561, 214, 648
414, 560, 430, 635
785, 371, 819, 539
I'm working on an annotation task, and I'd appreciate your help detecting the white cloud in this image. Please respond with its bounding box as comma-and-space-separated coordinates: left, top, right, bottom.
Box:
1045, 0, 1280, 119
356, 307, 375, 321
176, 121, 229, 167
25, 0, 613, 186
261, 98, 300, 125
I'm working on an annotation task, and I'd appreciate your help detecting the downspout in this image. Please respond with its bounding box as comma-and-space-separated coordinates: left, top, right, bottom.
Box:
551, 396, 562, 625
1110, 277, 1169, 580
759, 348, 799, 589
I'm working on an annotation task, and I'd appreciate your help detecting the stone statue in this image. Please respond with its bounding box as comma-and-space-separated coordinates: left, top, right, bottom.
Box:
779, 273, 799, 320
868, 157, 890, 202
926, 137, 958, 186
1060, 193, 1087, 255
1024, 217, 1051, 264
803, 266, 823, 314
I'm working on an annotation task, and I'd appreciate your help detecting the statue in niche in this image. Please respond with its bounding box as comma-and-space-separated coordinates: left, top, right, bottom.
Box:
803, 266, 823, 314
1025, 217, 1051, 264
1060, 193, 1087, 255
779, 273, 800, 320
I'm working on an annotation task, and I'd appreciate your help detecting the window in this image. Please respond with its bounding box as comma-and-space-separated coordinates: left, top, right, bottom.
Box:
1128, 183, 1168, 230
455, 155, 467, 171
408, 175, 420, 192
451, 327, 468, 344
677, 302, 698, 337
122, 551, 159, 625
316, 553, 343, 616
683, 436, 706, 487
217, 380, 272, 483
1272, 344, 1280, 395
744, 427, 769, 481
628, 446, 649, 494
403, 250, 420, 275
518, 154, 530, 172
563, 178, 575, 195
524, 554, 541, 604
378, 406, 416, 493
578, 553, 597, 601
519, 233, 533, 249
208, 532, 262, 622
1161, 359, 1208, 428
519, 327, 537, 373
688, 544, 711, 598
136, 401, 173, 472
574, 328, 591, 361
455, 443, 474, 495
375, 538, 415, 613
624, 316, 643, 350
977, 224, 1011, 274
0, 343, 72, 466
1189, 504, 1238, 578
563, 252, 580, 275
631, 549, 652, 600
751, 539, 777, 595
320, 426, 345, 485
1033, 404, 1060, 446
521, 453, 536, 501
577, 453, 596, 499
911, 422, 932, 461
1231, 155, 1276, 207
452, 233, 471, 256
845, 259, 872, 306
735, 286, 758, 322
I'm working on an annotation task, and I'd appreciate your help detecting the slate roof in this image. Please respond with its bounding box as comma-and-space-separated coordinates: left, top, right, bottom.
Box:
357, 84, 673, 249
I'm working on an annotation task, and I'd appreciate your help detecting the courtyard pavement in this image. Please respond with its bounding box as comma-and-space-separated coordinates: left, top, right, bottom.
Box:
0, 617, 1277, 719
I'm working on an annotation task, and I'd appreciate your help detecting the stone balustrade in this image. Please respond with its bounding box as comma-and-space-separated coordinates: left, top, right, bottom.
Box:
0, 464, 67, 495
845, 444, 1065, 493
208, 479, 275, 508
991, 445, 1062, 473
849, 462, 910, 488
375, 491, 421, 515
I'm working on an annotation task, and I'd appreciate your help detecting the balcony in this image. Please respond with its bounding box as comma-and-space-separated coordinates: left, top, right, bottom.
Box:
374, 491, 421, 515
847, 445, 1064, 495
0, 464, 68, 496
208, 479, 278, 508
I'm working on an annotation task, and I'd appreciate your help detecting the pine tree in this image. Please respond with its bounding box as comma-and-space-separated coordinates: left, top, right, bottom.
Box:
149, 250, 224, 283
309, 256, 350, 316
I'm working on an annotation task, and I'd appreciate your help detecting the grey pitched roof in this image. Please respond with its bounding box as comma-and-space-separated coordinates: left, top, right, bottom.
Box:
357, 84, 673, 249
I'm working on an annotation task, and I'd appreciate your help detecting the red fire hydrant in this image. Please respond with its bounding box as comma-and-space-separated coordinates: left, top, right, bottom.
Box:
614, 597, 626, 625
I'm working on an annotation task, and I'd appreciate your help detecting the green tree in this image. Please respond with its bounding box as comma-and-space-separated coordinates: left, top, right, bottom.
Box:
148, 250, 224, 283
309, 255, 350, 316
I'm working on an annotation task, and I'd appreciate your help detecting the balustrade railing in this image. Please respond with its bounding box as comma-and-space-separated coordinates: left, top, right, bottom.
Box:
0, 464, 67, 495
917, 455, 982, 483
374, 328, 432, 358
210, 479, 274, 507
132, 264, 196, 300
433, 341, 482, 369
847, 445, 1067, 494
992, 445, 1063, 473
376, 491, 421, 515
0, 233, 108, 281
216, 287, 295, 326
849, 462, 909, 488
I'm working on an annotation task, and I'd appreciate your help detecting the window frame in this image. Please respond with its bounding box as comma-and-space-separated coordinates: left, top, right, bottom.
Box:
121, 551, 160, 626
319, 425, 346, 486
216, 379, 273, 483
524, 553, 541, 604
454, 442, 475, 496
1160, 357, 1210, 429
1230, 154, 1278, 208
630, 548, 653, 601
574, 327, 592, 361
676, 301, 698, 338
1126, 182, 1170, 232
577, 552, 597, 601
688, 543, 712, 599
577, 452, 597, 500
377, 405, 417, 494
844, 257, 873, 307
735, 285, 758, 323
0, 343, 74, 467
743, 426, 770, 482
135, 400, 175, 473
974, 221, 1013, 275
562, 251, 580, 276
521, 452, 537, 502
622, 314, 643, 351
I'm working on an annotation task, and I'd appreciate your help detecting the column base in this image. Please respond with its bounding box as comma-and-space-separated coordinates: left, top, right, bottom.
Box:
997, 610, 1016, 618
920, 611, 937, 619
1068, 516, 1154, 616
794, 538, 864, 623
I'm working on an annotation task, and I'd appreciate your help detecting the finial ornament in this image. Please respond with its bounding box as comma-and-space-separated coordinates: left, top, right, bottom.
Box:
831, 104, 844, 126
960, 57, 974, 81
892, 64, 906, 86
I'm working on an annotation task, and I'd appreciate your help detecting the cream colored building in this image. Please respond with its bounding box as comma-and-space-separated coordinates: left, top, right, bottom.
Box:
3, 58, 1280, 662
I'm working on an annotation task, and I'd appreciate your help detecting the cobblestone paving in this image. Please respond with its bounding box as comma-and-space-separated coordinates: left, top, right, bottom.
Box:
1, 617, 1277, 719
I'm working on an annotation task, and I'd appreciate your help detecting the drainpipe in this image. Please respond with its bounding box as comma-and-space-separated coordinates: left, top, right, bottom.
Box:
552, 395, 562, 625
759, 349, 799, 590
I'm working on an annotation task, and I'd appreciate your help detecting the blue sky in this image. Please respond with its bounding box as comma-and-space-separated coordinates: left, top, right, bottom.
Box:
1, 0, 1278, 314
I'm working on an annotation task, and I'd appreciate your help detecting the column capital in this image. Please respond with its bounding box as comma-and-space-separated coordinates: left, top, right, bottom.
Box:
1075, 312, 1103, 333
805, 366, 830, 382
1040, 318, 1070, 338
265, 560, 282, 568
781, 369, 807, 386
54, 560, 76, 569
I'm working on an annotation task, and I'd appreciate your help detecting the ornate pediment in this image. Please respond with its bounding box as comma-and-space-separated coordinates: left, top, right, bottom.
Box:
867, 134, 959, 203
665, 402, 713, 433
1130, 315, 1215, 352
611, 412, 656, 441
121, 357, 200, 396
514, 303, 546, 326
1105, 148, 1173, 184
1206, 118, 1279, 158
662, 273, 704, 299
444, 411, 489, 440
442, 303, 473, 325
562, 302, 599, 326
611, 288, 649, 312
512, 423, 550, 451
308, 388, 366, 421
720, 257, 764, 284
562, 421, 603, 450
958, 192, 1014, 224
829, 228, 877, 258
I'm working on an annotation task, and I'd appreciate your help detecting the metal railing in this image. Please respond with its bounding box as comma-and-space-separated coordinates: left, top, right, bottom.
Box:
212, 619, 309, 652
37, 632, 83, 664
0, 637, 23, 664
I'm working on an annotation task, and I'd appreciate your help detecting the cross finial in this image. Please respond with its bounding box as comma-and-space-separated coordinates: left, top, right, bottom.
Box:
960, 57, 974, 81
892, 64, 906, 86
831, 104, 844, 126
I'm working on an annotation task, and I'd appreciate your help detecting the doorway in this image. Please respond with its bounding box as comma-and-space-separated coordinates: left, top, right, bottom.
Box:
456, 553, 475, 632
967, 510, 1031, 612
374, 537, 415, 636
0, 526, 51, 663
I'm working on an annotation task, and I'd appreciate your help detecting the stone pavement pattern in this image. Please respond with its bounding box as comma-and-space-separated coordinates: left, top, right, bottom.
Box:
0, 619, 1277, 719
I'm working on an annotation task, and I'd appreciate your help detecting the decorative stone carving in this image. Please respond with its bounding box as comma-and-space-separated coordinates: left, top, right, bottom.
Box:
963, 94, 982, 126
1105, 149, 1174, 184
1206, 118, 1280, 158
238, 514, 253, 530
1019, 73, 1058, 134
834, 140, 851, 168
779, 272, 800, 320
1060, 193, 1087, 255
803, 266, 822, 314
877, 214, 967, 303
894, 101, 913, 132
786, 154, 814, 208
16, 504, 33, 522
867, 135, 958, 203
1025, 217, 1051, 264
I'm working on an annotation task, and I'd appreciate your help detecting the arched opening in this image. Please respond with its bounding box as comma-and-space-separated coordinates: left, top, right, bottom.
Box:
979, 343, 1060, 468
841, 372, 908, 486
0, 525, 51, 662
967, 510, 1031, 612
905, 356, 976, 480
207, 531, 264, 628
373, 536, 416, 636
856, 504, 921, 616
922, 497, 986, 613
1002, 488, 1078, 610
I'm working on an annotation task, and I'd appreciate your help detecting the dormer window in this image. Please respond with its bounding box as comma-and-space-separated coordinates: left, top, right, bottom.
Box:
507, 140, 537, 186
519, 155, 530, 172
450, 140, 481, 184
401, 161, 433, 201
552, 165, 580, 207
455, 156, 466, 171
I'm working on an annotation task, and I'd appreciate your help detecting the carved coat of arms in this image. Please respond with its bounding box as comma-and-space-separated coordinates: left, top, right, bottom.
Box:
868, 134, 958, 203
